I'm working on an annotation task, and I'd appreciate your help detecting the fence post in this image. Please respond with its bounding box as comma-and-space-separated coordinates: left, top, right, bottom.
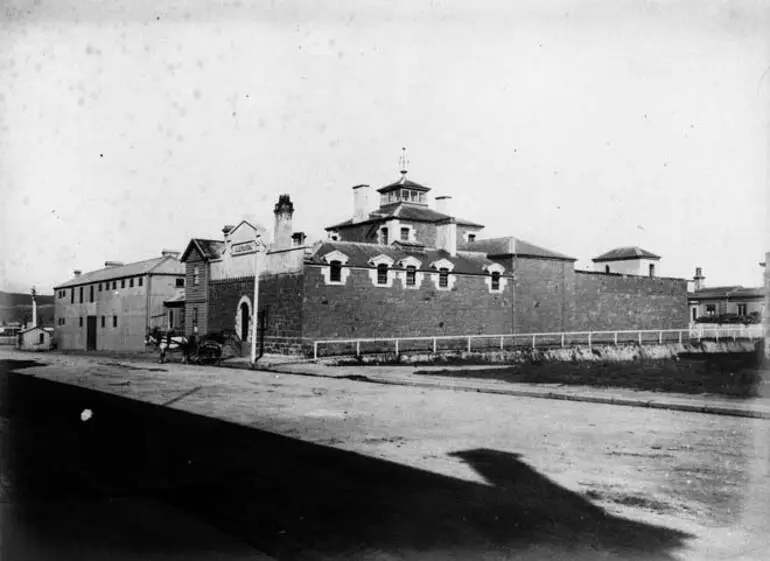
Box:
467, 336, 471, 353
500, 336, 504, 350
561, 333, 565, 348
613, 331, 618, 346
532, 334, 536, 350
356, 340, 360, 357
715, 329, 719, 343
588, 332, 592, 349
659, 331, 663, 345
678, 330, 682, 344
313, 341, 318, 360
433, 337, 437, 354
638, 331, 642, 345
733, 329, 737, 342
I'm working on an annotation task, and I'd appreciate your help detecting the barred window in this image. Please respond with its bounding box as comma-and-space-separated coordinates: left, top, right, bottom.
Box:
377, 264, 388, 285
406, 266, 416, 286
439, 268, 449, 288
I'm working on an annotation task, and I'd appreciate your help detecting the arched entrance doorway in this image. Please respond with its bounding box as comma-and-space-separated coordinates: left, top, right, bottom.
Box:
235, 295, 252, 343
240, 302, 250, 341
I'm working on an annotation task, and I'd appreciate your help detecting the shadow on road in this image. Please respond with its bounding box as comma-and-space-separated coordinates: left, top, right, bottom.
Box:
0, 359, 691, 560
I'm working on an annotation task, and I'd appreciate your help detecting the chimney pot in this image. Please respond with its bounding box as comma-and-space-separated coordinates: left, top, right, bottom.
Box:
73, 270, 82, 277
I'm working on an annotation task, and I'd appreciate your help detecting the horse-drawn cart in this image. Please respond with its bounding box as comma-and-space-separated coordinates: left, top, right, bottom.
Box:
145, 329, 223, 365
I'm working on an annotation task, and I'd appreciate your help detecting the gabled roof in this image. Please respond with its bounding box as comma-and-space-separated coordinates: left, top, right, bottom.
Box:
592, 247, 660, 262
457, 236, 576, 261
305, 241, 504, 275
180, 239, 225, 262
54, 256, 184, 289
689, 286, 765, 299
325, 202, 484, 230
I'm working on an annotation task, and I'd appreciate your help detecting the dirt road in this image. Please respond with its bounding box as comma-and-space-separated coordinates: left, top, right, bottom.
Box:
1, 349, 768, 560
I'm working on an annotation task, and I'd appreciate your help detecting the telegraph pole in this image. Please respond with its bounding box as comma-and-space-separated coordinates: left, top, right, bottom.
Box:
250, 233, 268, 367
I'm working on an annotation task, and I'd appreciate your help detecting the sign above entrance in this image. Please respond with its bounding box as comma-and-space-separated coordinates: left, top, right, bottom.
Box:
232, 241, 257, 255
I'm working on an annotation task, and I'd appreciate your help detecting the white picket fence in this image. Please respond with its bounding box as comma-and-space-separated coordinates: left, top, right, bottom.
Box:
312, 325, 766, 360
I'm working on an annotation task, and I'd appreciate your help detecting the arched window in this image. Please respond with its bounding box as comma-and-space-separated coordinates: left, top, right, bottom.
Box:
330, 260, 342, 282
406, 266, 416, 286
491, 271, 500, 290
377, 264, 389, 285
439, 268, 449, 288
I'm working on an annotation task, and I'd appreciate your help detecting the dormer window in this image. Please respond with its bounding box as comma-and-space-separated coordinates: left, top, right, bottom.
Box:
321, 250, 350, 285
368, 254, 395, 287
468, 234, 476, 243
380, 227, 389, 245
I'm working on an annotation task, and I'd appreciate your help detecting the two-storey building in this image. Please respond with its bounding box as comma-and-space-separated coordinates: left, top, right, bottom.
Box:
53, 251, 185, 351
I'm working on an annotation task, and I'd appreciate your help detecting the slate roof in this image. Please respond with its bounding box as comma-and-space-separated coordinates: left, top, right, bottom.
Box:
689, 286, 765, 300
325, 202, 484, 230
180, 239, 225, 262
592, 247, 660, 262
306, 241, 505, 275
54, 256, 184, 289
457, 236, 576, 261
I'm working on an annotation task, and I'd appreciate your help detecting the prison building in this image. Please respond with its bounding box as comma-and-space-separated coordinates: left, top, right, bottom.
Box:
53, 251, 185, 351
180, 164, 689, 355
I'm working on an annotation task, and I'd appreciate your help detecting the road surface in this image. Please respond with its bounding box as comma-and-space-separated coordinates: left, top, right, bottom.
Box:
1, 350, 768, 560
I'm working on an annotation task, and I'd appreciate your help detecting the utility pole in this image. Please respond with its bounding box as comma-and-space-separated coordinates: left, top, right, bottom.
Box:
250, 233, 268, 367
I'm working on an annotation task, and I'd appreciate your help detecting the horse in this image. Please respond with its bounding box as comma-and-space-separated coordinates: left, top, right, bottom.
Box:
145, 329, 193, 364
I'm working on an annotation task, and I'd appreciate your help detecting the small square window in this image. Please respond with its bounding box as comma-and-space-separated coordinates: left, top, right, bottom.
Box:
468, 234, 476, 243
121, 279, 125, 289
400, 227, 409, 241
98, 283, 102, 292
138, 277, 143, 287
113, 315, 118, 328
79, 317, 83, 327
175, 278, 184, 288
112, 281, 117, 290
129, 278, 134, 288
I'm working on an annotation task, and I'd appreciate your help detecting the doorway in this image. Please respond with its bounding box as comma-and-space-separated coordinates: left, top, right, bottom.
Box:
86, 315, 97, 351
240, 302, 250, 341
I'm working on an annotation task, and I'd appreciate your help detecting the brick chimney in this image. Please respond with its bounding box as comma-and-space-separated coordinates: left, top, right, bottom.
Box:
273, 194, 294, 250
435, 195, 452, 216
352, 184, 372, 224
693, 267, 705, 291
436, 217, 457, 257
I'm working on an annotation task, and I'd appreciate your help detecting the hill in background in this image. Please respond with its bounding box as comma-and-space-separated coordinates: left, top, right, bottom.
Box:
0, 291, 55, 326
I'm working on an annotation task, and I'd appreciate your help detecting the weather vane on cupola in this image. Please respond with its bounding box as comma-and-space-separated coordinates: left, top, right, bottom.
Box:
399, 146, 409, 177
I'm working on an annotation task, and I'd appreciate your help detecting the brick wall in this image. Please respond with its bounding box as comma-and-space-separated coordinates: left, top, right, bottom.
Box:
302, 265, 513, 339
207, 274, 304, 339
572, 271, 688, 331
511, 257, 574, 334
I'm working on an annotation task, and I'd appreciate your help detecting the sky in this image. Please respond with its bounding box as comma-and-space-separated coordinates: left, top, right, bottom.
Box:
1, 0, 769, 294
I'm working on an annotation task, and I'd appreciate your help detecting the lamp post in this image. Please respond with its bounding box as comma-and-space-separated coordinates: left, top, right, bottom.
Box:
250, 233, 268, 367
